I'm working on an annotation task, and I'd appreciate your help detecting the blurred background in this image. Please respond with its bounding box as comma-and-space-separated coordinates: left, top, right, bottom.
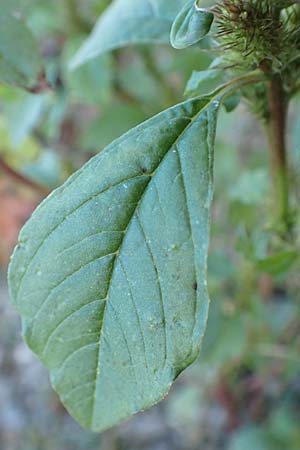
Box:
1, 1, 300, 449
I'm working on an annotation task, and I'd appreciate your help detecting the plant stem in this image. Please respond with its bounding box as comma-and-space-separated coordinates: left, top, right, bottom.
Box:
265, 75, 290, 232
0, 157, 50, 196
213, 70, 265, 101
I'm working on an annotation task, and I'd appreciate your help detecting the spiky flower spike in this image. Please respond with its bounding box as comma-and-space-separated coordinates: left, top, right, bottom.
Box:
210, 0, 300, 231
213, 0, 300, 98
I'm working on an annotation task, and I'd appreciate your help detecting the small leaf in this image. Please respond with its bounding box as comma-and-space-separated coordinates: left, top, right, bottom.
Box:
184, 58, 226, 98
229, 169, 269, 205
80, 102, 146, 150
185, 68, 223, 97
256, 251, 298, 275
229, 426, 272, 450
6, 93, 48, 146
0, 11, 44, 89
0, 0, 21, 15
70, 0, 187, 68
223, 93, 241, 113
170, 1, 214, 50
8, 96, 219, 431
63, 37, 114, 106
185, 64, 240, 111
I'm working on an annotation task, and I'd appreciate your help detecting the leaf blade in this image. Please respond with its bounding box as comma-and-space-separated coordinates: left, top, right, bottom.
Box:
170, 0, 214, 50
70, 0, 186, 68
9, 96, 219, 431
0, 12, 43, 89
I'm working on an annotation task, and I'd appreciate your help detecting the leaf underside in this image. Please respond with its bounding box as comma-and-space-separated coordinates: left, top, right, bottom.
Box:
70, 0, 186, 68
8, 96, 219, 432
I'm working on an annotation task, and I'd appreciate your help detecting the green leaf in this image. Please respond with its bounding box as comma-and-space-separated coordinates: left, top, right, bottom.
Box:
0, 0, 20, 14
185, 68, 223, 97
0, 11, 44, 89
229, 426, 272, 450
70, 0, 187, 68
63, 36, 114, 106
22, 150, 65, 190
229, 169, 269, 205
6, 93, 48, 146
80, 102, 146, 151
256, 251, 298, 275
8, 96, 219, 431
184, 58, 224, 97
170, 1, 214, 50
222, 93, 241, 112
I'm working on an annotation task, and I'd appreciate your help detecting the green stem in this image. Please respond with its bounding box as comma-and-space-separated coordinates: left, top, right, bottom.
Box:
211, 70, 265, 102
265, 75, 290, 232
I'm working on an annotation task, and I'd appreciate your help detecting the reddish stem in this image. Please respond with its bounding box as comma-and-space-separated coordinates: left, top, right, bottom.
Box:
0, 157, 50, 196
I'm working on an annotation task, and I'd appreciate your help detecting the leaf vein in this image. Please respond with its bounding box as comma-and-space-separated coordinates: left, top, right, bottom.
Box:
62, 381, 94, 403
16, 174, 149, 302
136, 213, 168, 370
175, 149, 197, 347
32, 252, 115, 322
42, 298, 106, 357
119, 257, 150, 378
55, 342, 99, 375
57, 231, 124, 257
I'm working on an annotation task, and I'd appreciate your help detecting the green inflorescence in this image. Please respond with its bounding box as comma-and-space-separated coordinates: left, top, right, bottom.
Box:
211, 0, 300, 117
213, 2, 300, 84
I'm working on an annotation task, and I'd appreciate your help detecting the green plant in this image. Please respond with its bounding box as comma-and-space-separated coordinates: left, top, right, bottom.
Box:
6, 0, 300, 434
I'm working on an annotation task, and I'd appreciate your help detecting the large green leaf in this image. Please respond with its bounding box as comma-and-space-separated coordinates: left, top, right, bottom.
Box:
8, 96, 219, 431
0, 11, 43, 89
0, 0, 24, 15
70, 0, 186, 68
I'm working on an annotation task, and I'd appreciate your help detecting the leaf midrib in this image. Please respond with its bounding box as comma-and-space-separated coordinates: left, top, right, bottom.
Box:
91, 99, 212, 428
14, 174, 149, 306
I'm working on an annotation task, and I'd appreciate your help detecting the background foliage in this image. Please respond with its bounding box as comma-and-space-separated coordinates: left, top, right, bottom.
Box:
0, 0, 300, 449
